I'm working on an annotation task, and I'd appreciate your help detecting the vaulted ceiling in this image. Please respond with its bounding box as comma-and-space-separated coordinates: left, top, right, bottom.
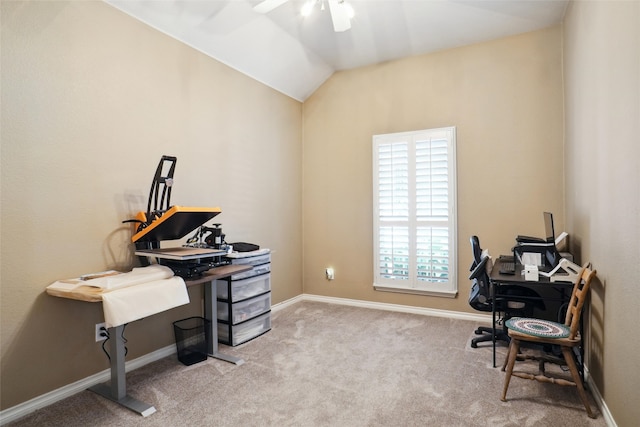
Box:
105, 0, 568, 101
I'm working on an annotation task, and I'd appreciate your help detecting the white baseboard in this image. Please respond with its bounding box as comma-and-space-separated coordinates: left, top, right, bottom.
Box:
585, 368, 616, 426
1, 295, 614, 426
271, 294, 306, 312
298, 293, 493, 322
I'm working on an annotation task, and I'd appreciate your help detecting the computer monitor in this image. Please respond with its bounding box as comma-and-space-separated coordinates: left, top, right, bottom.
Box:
543, 211, 555, 243
543, 212, 560, 268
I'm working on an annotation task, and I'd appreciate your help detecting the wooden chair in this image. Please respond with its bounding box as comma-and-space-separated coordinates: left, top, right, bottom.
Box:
500, 263, 596, 418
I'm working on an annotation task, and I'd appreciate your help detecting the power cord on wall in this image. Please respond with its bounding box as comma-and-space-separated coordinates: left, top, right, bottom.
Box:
99, 324, 128, 361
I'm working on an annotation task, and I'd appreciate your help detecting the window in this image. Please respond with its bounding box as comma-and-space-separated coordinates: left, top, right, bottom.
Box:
372, 127, 457, 297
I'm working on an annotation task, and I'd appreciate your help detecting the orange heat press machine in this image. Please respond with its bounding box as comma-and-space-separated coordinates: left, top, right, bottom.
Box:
124, 155, 228, 278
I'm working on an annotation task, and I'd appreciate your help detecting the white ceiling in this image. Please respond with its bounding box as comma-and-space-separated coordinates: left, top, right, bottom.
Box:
105, 0, 568, 101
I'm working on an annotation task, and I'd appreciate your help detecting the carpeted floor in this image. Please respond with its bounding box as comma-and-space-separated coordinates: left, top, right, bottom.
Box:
7, 301, 606, 426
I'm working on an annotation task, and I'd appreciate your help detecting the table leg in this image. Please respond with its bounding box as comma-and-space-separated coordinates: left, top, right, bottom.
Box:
492, 299, 497, 368
88, 325, 156, 417
204, 280, 244, 365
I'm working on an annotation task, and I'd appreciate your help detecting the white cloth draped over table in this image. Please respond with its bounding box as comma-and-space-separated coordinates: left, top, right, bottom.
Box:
79, 265, 175, 291
47, 265, 190, 328
100, 275, 189, 328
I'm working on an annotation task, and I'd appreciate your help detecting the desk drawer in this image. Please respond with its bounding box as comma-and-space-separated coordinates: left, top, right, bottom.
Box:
217, 292, 271, 324
218, 312, 271, 346
228, 253, 271, 266
229, 263, 271, 280
216, 273, 271, 302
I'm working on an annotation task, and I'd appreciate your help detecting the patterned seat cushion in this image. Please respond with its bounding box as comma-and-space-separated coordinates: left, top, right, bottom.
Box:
506, 317, 571, 338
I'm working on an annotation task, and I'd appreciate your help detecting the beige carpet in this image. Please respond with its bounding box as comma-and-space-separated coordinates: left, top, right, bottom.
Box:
7, 301, 605, 426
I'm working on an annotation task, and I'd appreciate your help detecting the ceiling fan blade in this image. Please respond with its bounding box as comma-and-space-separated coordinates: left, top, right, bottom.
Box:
327, 0, 351, 32
253, 0, 289, 14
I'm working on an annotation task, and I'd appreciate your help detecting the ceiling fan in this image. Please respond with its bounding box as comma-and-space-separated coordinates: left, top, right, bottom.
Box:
253, 0, 353, 32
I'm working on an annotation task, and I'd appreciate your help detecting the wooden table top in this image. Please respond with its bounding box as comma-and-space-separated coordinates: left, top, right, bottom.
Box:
46, 264, 253, 303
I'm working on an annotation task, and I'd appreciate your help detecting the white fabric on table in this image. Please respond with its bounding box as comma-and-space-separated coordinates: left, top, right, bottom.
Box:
101, 275, 189, 328
76, 265, 174, 291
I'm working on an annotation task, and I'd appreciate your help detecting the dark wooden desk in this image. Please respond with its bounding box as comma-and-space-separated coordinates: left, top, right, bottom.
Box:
489, 258, 575, 368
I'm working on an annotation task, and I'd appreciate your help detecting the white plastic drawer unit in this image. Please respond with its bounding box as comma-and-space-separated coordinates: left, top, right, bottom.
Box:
217, 292, 271, 324
229, 253, 271, 267
216, 273, 271, 302
229, 262, 270, 281
218, 312, 271, 346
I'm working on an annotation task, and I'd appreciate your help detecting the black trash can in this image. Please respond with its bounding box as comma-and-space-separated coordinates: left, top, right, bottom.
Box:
173, 317, 211, 366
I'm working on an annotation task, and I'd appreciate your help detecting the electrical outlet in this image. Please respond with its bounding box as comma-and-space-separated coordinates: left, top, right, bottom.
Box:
95, 322, 107, 342
325, 267, 335, 280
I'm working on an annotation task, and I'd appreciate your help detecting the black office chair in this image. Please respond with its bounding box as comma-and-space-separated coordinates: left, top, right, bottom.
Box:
468, 236, 544, 348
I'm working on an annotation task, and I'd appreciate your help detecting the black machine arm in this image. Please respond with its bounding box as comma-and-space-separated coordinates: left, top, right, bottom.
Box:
122, 155, 177, 235
147, 155, 177, 222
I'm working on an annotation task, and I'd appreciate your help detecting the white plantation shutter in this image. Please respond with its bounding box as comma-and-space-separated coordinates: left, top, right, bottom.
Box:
377, 141, 410, 281
373, 127, 457, 296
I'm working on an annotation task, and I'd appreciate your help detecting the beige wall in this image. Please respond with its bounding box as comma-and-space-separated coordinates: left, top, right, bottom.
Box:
302, 27, 565, 312
563, 1, 640, 425
0, 1, 302, 409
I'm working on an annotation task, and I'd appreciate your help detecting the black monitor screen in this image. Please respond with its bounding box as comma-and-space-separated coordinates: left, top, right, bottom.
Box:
543, 211, 560, 268
544, 211, 555, 243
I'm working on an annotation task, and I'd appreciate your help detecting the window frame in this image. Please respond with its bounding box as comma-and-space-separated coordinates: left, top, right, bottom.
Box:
372, 126, 458, 297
